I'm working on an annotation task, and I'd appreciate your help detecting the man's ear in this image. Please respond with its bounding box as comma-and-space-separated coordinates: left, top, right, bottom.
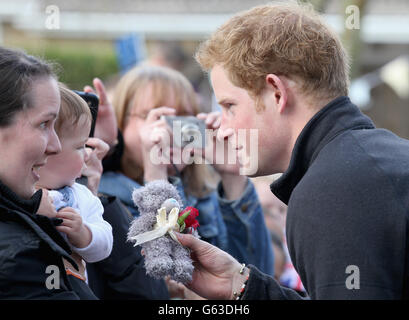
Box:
265, 74, 288, 114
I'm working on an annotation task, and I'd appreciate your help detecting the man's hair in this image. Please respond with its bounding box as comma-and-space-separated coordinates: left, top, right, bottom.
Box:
56, 83, 91, 136
195, 1, 350, 102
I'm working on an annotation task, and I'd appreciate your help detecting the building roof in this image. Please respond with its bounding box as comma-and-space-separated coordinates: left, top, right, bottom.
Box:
1, 0, 408, 42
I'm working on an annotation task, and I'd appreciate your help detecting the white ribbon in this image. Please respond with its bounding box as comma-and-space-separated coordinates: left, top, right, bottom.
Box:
129, 207, 181, 246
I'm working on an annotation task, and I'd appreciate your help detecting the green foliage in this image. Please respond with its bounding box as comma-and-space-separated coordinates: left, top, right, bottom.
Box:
27, 44, 119, 90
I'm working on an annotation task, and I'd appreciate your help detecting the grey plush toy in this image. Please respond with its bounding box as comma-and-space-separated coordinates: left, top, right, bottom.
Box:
127, 180, 196, 284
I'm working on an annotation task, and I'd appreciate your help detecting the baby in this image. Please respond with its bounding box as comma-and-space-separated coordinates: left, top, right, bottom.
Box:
36, 83, 113, 288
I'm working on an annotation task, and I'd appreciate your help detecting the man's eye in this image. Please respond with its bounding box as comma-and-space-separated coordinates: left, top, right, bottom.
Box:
226, 104, 235, 114
40, 121, 48, 129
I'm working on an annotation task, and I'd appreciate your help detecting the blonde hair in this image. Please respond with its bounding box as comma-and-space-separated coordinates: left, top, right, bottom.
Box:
196, 1, 350, 103
113, 65, 218, 197
56, 83, 92, 137
114, 65, 199, 131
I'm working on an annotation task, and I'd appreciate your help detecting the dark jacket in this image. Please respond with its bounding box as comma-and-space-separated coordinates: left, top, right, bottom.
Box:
0, 181, 82, 299
243, 96, 409, 299
86, 196, 169, 299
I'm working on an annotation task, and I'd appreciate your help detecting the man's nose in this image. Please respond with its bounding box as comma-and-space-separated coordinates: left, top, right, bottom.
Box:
216, 125, 235, 142
84, 148, 91, 163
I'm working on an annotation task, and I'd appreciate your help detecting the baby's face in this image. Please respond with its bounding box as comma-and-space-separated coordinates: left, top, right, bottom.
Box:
38, 116, 90, 189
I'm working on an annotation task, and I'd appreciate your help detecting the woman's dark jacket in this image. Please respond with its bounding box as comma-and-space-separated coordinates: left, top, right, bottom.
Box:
86, 195, 169, 299
0, 181, 81, 299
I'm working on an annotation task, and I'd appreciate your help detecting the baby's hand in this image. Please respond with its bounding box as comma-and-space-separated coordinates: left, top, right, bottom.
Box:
37, 189, 57, 218
56, 207, 92, 248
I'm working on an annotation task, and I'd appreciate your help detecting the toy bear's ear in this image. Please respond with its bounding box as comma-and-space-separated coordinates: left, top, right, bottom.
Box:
132, 187, 144, 208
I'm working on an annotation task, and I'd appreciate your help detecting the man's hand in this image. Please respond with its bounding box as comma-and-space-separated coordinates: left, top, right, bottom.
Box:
165, 276, 206, 300
176, 233, 247, 300
56, 207, 92, 249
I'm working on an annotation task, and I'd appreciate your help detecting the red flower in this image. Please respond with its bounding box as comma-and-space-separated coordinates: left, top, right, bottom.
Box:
178, 206, 200, 230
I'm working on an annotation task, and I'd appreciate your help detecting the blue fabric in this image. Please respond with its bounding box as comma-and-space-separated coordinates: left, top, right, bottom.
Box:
217, 180, 275, 276
53, 186, 75, 211
99, 171, 275, 276
99, 172, 139, 216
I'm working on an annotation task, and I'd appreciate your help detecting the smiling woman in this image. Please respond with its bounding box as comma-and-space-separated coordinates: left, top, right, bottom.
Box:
0, 78, 62, 199
0, 46, 86, 299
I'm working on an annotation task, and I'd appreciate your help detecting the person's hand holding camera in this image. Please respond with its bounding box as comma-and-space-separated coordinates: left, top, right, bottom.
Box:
196, 111, 240, 175
139, 107, 176, 182
196, 112, 247, 200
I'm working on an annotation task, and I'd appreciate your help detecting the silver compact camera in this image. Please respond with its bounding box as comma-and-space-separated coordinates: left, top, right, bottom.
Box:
163, 116, 206, 149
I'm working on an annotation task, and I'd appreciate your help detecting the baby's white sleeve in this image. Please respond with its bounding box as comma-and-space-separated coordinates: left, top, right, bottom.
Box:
70, 183, 113, 263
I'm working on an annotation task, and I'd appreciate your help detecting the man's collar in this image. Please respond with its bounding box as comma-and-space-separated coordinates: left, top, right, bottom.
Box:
270, 96, 375, 204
